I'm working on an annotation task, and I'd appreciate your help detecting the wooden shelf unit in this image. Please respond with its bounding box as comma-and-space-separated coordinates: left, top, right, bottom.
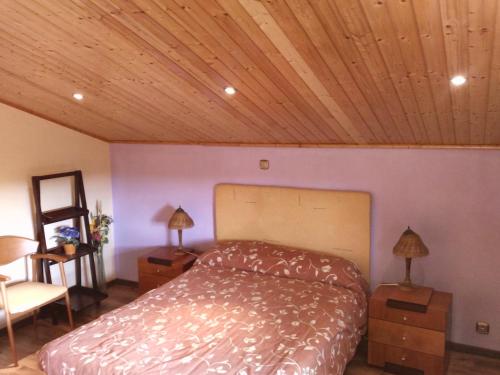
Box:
41, 206, 89, 225
32, 170, 107, 312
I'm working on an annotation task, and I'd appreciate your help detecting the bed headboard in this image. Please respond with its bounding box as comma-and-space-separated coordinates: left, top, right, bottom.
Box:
215, 184, 371, 281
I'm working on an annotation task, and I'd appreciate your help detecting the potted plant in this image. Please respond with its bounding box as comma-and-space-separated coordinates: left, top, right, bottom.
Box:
54, 226, 80, 255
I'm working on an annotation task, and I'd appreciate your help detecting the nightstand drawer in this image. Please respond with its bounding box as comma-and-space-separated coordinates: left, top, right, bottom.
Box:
138, 273, 174, 293
369, 341, 445, 375
138, 259, 184, 278
370, 297, 448, 331
369, 318, 445, 356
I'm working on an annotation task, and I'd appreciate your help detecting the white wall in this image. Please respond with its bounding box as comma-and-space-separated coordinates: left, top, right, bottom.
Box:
0, 102, 114, 326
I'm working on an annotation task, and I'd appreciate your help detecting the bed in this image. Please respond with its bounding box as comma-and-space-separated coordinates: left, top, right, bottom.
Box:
39, 185, 371, 375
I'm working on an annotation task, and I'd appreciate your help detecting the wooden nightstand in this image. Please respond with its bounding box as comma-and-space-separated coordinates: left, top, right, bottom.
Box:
138, 247, 197, 294
368, 285, 452, 375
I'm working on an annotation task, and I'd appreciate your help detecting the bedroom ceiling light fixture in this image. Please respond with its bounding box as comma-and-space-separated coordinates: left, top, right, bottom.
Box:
450, 75, 466, 86
72, 92, 84, 101
224, 86, 236, 95
168, 206, 195, 253
393, 226, 429, 291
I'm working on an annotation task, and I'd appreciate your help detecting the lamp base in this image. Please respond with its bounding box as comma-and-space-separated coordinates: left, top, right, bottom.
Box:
398, 257, 415, 292
174, 247, 188, 256
398, 281, 416, 292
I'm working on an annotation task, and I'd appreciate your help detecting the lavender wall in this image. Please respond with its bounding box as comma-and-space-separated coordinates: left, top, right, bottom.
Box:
111, 144, 500, 350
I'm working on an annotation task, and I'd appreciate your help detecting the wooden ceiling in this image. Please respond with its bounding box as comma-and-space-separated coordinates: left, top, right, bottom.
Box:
1, 0, 500, 146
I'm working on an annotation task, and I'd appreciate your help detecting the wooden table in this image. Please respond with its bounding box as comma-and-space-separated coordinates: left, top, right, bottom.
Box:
137, 247, 197, 294
368, 285, 452, 375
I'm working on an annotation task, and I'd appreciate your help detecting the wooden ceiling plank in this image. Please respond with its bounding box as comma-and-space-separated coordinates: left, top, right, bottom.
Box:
117, 0, 309, 143
166, 0, 326, 144
1, 2, 232, 144
112, 9, 302, 144
256, 0, 376, 143
332, 0, 417, 144
310, 0, 405, 143
86, 0, 283, 143
0, 68, 143, 141
285, 0, 392, 143
159, 0, 336, 143
21, 2, 260, 144
0, 24, 150, 141
439, 0, 471, 144
0, 0, 495, 146
358, 0, 430, 144
380, 0, 443, 144
238, 0, 367, 144
468, 0, 497, 144
0, 33, 159, 142
485, 0, 500, 144
2, 7, 223, 143
412, 0, 457, 144
0, 29, 223, 144
63, 0, 267, 143
0, 2, 171, 141
215, 0, 354, 143
209, 0, 350, 142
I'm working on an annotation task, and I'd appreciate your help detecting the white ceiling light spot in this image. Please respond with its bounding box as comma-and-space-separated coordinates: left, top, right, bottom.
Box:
73, 92, 84, 101
450, 75, 466, 86
224, 86, 236, 95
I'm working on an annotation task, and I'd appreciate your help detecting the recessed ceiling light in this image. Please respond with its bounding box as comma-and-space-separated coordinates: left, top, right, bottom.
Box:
224, 86, 236, 95
450, 75, 466, 86
73, 92, 84, 101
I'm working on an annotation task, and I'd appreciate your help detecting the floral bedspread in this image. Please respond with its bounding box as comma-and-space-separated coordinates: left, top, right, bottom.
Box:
39, 241, 367, 375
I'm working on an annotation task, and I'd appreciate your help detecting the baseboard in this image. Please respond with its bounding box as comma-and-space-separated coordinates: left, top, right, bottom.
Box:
355, 337, 500, 361
106, 278, 139, 288
448, 341, 500, 360
358, 336, 500, 359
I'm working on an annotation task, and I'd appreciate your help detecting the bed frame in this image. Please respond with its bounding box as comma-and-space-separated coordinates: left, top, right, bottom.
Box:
215, 184, 371, 282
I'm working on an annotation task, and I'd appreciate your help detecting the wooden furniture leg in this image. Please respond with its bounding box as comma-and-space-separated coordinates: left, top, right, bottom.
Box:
58, 262, 74, 329
65, 292, 74, 329
5, 315, 17, 366
1, 282, 17, 366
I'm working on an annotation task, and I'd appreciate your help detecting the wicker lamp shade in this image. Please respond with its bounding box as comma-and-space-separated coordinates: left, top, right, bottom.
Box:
393, 227, 429, 258
393, 227, 429, 291
168, 207, 194, 230
168, 207, 194, 250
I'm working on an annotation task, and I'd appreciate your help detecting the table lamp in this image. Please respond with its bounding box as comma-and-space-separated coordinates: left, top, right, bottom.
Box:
393, 226, 429, 291
168, 206, 194, 252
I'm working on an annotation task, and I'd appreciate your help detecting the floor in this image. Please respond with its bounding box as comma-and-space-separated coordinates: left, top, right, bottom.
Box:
0, 283, 498, 374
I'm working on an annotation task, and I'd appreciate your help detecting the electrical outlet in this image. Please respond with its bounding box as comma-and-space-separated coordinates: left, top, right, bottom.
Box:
259, 159, 269, 170
476, 321, 490, 335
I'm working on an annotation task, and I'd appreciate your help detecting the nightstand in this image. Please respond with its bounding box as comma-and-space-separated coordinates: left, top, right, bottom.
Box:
138, 247, 197, 294
368, 285, 452, 375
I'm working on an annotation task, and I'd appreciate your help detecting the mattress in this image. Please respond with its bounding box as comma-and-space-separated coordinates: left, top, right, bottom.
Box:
39, 241, 368, 374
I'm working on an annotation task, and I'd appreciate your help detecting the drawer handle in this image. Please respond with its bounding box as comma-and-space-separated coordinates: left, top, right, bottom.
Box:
401, 356, 407, 361
156, 269, 160, 273
403, 316, 408, 321
402, 336, 407, 341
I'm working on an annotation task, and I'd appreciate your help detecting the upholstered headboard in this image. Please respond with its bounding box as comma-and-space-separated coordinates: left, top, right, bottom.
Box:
214, 184, 371, 281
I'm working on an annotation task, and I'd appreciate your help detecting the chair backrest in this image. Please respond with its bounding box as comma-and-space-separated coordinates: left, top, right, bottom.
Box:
0, 236, 39, 266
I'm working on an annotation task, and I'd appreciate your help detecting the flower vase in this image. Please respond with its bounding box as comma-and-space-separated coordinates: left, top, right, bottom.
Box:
96, 247, 107, 292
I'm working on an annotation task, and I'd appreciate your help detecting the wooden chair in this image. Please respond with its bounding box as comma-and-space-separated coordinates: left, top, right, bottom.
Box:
0, 236, 73, 366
